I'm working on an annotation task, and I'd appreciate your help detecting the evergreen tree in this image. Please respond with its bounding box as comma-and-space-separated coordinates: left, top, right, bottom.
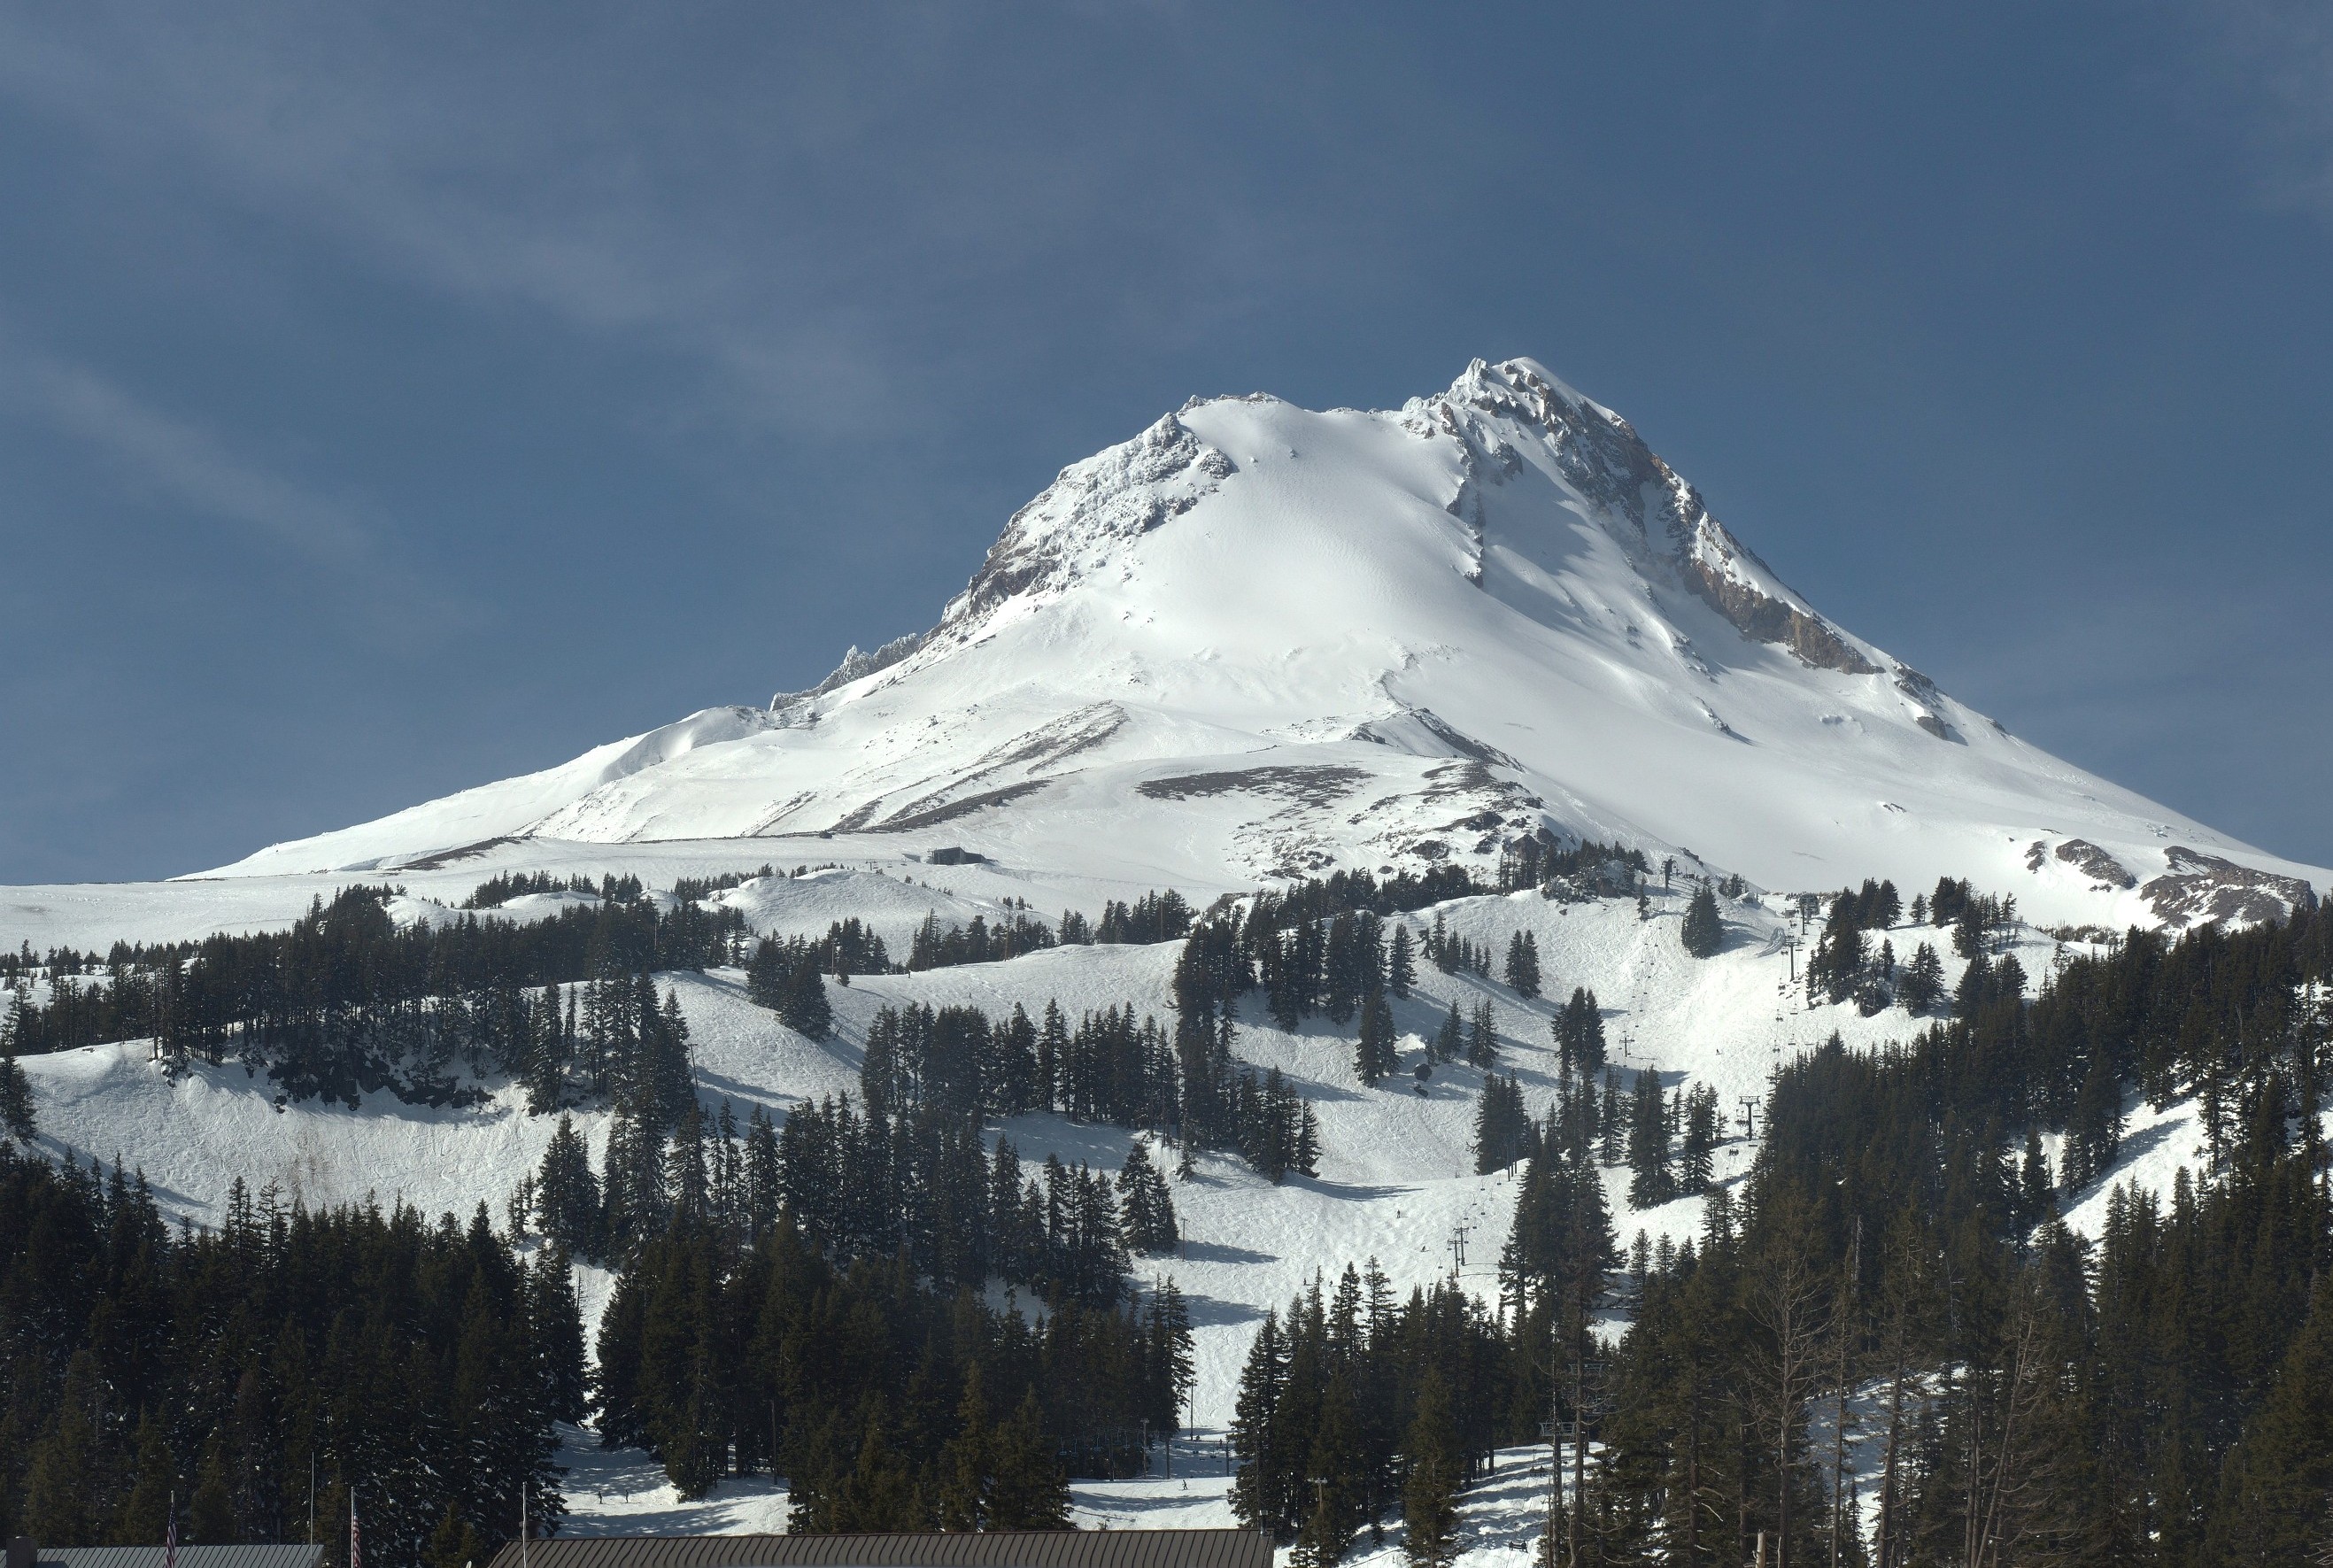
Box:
1504, 931, 1541, 999
1676, 1084, 1719, 1193
1554, 989, 1605, 1078
783, 961, 832, 1039
21, 1363, 99, 1542
1897, 941, 1945, 1013
1387, 925, 1416, 1000
936, 1367, 994, 1531
1472, 1075, 1534, 1173
1400, 1371, 1462, 1568
423, 1509, 485, 1568
0, 1042, 33, 1141
1119, 1139, 1180, 1255
1432, 1000, 1462, 1064
1230, 1311, 1289, 1533
188, 1434, 235, 1543
1597, 1067, 1626, 1165
536, 1113, 603, 1260
2208, 1279, 2333, 1563
1626, 1070, 1672, 1207
1952, 898, 1986, 959
2066, 1051, 2122, 1189
112, 1416, 174, 1545
987, 1389, 1073, 1529
1498, 1143, 1617, 1315
1465, 1001, 1497, 1070
600, 1087, 668, 1256
1356, 993, 1398, 1085
521, 983, 568, 1113
1294, 1101, 1322, 1178
1680, 885, 1724, 958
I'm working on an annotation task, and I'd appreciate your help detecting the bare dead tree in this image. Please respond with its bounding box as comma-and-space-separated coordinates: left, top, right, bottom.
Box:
1831, 1218, 1863, 1568
1750, 1223, 1831, 1568
1961, 1275, 2065, 1568
1871, 1217, 1941, 1568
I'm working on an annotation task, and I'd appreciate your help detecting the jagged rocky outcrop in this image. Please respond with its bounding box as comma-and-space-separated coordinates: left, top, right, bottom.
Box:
1412, 359, 1881, 676
946, 412, 1236, 627
2142, 846, 2319, 929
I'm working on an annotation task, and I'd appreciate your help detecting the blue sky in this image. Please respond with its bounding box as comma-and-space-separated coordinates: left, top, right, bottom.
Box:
3, 1, 2329, 883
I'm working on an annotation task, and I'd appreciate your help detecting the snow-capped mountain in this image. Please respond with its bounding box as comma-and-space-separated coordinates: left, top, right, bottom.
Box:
207, 358, 2321, 931
10, 359, 2327, 1543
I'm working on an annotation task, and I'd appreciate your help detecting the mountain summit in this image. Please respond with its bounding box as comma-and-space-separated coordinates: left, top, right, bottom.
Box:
216, 359, 2320, 928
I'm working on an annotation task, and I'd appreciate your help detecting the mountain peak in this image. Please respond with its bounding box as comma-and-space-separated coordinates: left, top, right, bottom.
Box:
945, 410, 1240, 632
206, 358, 2321, 932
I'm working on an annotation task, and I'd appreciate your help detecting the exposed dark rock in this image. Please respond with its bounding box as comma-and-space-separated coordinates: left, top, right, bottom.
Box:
390, 836, 518, 870
948, 413, 1235, 625
876, 706, 1124, 825
875, 780, 1052, 831
1679, 557, 1881, 675
771, 631, 925, 711
2053, 839, 2136, 890
1136, 765, 1371, 804
2140, 846, 2318, 929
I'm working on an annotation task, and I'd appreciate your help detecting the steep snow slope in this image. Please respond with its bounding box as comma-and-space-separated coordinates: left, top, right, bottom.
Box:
204, 359, 2323, 931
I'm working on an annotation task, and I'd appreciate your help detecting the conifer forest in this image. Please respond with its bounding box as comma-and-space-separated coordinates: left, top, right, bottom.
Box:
3, 862, 2329, 1565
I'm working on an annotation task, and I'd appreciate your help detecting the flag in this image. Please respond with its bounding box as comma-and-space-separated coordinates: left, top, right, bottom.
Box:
350, 1495, 360, 1568
166, 1491, 178, 1568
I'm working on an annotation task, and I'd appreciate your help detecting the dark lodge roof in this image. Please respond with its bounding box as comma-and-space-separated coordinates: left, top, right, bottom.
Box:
30, 1549, 324, 1568
483, 1533, 1272, 1568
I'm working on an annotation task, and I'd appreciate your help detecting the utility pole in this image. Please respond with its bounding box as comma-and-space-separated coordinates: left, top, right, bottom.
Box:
1541, 1343, 1564, 1568
1570, 1317, 1587, 1568
1563, 1302, 1611, 1568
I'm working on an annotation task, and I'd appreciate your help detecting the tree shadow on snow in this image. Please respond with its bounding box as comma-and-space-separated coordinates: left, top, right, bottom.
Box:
690, 1070, 797, 1114
2066, 1116, 2185, 1207
1176, 1239, 1277, 1265
1172, 1292, 1265, 1329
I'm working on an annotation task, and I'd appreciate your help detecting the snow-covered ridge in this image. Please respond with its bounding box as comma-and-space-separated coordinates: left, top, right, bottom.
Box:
944, 411, 1239, 630
1414, 358, 1878, 674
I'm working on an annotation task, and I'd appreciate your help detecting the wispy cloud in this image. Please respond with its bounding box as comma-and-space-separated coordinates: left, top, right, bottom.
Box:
2174, 0, 2333, 224
21, 357, 377, 566
0, 4, 1388, 446
0, 344, 467, 636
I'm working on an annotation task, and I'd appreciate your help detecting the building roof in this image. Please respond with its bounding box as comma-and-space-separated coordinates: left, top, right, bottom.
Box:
31, 1549, 325, 1568
483, 1533, 1272, 1568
